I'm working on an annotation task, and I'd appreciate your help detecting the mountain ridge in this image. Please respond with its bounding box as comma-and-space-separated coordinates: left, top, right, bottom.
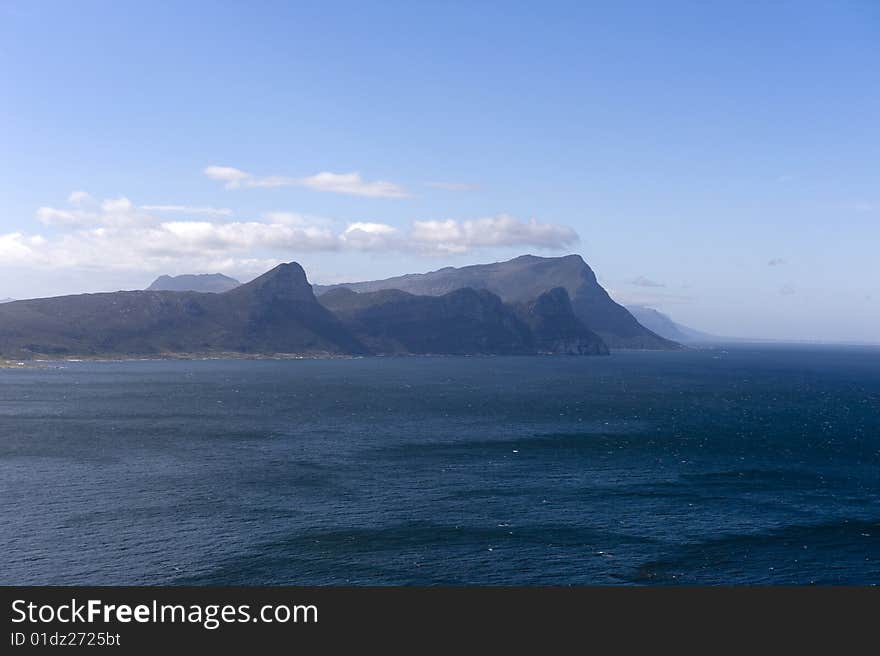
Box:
147, 273, 241, 293
0, 259, 613, 359
315, 254, 677, 349
320, 285, 608, 355
0, 263, 365, 359
626, 305, 721, 343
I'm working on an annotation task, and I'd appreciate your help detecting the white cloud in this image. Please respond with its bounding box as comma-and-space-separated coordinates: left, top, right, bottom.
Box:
9, 192, 343, 273
141, 205, 233, 216
1, 221, 338, 274
411, 214, 578, 254
346, 222, 397, 235
243, 175, 299, 189
203, 166, 253, 189
37, 195, 235, 229
37, 195, 157, 229
0, 232, 38, 261
340, 222, 401, 251
36, 207, 95, 228
67, 191, 93, 205
10, 193, 581, 280
411, 219, 463, 248
204, 165, 408, 198
100, 196, 134, 214
300, 172, 408, 198
155, 220, 339, 254
264, 211, 333, 227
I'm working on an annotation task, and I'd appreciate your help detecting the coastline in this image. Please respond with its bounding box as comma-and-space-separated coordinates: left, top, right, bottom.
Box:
5, 351, 616, 365
24, 352, 360, 364
0, 359, 35, 369
4, 343, 876, 368
1, 350, 621, 364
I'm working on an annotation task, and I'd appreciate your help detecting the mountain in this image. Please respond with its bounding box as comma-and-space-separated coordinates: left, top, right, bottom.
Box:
147, 273, 241, 293
0, 263, 365, 359
0, 298, 14, 304
315, 254, 677, 349
0, 259, 667, 359
321, 287, 534, 355
320, 285, 608, 355
515, 287, 609, 355
625, 305, 720, 343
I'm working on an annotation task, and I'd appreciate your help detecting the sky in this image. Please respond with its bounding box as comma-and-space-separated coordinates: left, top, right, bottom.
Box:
0, 1, 878, 342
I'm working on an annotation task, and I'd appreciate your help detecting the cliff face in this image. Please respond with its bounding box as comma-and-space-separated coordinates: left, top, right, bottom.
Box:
320, 285, 609, 356
316, 254, 678, 349
319, 287, 537, 355
515, 287, 609, 355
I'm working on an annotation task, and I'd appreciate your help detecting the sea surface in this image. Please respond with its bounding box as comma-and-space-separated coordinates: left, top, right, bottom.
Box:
1, 345, 878, 585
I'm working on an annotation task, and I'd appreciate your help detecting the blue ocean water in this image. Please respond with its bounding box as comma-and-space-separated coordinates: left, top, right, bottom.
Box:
1, 345, 878, 585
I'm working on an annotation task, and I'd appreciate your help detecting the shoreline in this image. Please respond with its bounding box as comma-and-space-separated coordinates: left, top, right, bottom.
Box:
9, 351, 618, 365
0, 360, 38, 369
3, 342, 874, 367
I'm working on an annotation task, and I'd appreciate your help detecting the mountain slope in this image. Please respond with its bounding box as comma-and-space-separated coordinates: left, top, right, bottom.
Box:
626, 305, 724, 344
515, 287, 609, 355
0, 263, 365, 358
315, 254, 677, 349
147, 273, 241, 293
320, 287, 536, 355
320, 285, 608, 355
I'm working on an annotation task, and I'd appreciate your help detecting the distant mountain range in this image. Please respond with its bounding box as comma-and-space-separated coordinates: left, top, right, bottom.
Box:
0, 255, 681, 359
0, 298, 14, 304
315, 254, 676, 350
147, 273, 241, 293
625, 305, 719, 343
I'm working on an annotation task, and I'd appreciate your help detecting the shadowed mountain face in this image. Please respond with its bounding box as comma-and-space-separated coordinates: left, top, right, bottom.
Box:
515, 287, 609, 355
320, 287, 535, 355
315, 254, 677, 349
320, 285, 608, 355
0, 263, 366, 359
147, 273, 241, 293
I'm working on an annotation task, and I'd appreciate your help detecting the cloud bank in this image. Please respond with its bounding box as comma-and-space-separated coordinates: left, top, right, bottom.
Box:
1, 193, 580, 277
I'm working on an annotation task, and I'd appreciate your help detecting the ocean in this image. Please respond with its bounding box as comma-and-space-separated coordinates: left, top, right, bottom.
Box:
1, 345, 878, 585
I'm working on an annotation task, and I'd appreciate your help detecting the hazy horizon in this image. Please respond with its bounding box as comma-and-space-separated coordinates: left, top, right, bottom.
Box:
1, 2, 877, 342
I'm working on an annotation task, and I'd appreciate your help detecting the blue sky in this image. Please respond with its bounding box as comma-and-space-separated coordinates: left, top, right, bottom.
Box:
1, 0, 878, 341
